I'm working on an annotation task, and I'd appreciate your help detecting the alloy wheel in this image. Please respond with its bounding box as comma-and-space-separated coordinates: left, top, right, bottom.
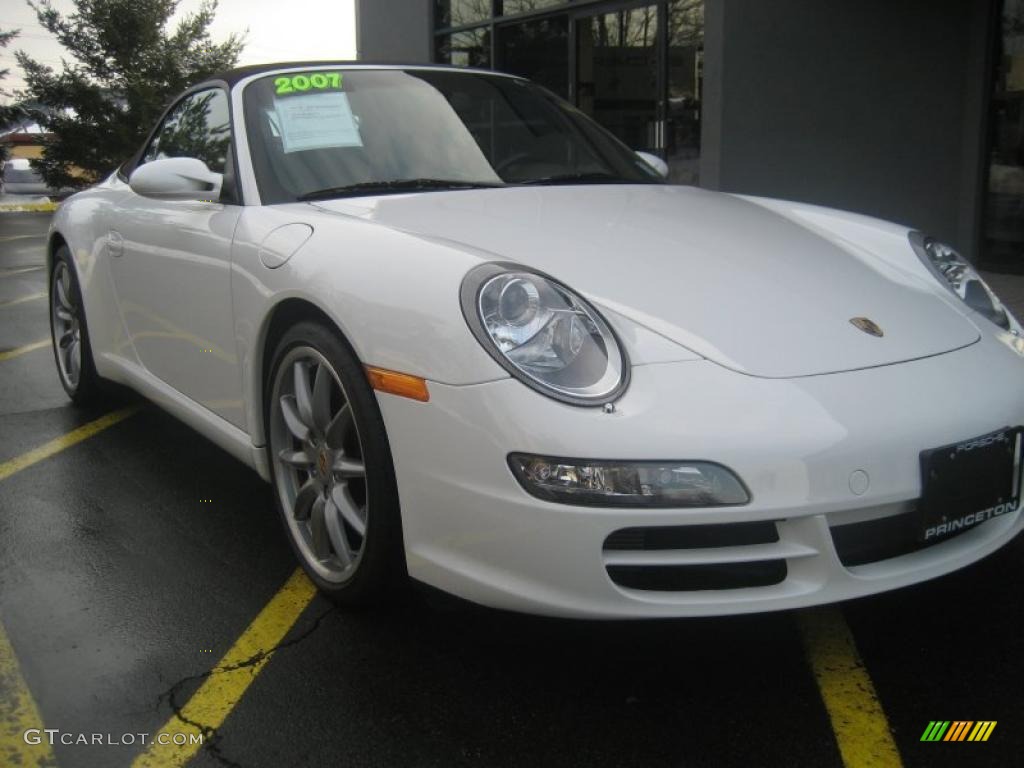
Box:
51, 261, 82, 390
269, 346, 369, 583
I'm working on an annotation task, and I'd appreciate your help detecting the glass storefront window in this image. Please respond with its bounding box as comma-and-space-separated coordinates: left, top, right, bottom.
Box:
576, 6, 660, 154
436, 0, 493, 29
436, 27, 492, 68
496, 15, 569, 99
501, 0, 565, 15
435, 1, 705, 182
984, 0, 1024, 271
667, 0, 704, 184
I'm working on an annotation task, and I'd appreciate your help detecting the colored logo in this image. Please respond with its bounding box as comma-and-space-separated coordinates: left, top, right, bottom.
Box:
920, 721, 997, 742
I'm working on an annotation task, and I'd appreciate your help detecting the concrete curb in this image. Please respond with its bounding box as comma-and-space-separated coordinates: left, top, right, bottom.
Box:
0, 202, 59, 213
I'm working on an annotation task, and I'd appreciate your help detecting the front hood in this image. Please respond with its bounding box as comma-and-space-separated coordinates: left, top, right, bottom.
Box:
311, 185, 979, 378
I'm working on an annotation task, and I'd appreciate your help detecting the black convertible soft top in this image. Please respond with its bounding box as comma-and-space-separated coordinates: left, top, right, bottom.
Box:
199, 60, 504, 89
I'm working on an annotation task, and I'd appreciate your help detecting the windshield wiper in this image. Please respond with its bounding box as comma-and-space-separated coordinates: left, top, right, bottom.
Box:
298, 178, 505, 201
516, 172, 636, 187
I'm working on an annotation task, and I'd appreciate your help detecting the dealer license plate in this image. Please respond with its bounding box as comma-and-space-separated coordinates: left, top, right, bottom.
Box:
918, 427, 1023, 542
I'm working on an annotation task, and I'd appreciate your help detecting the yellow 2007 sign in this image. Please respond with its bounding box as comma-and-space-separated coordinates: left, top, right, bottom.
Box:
274, 72, 343, 96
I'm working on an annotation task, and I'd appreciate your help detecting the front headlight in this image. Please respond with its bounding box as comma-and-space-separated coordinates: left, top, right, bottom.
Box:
909, 232, 1012, 330
460, 263, 628, 405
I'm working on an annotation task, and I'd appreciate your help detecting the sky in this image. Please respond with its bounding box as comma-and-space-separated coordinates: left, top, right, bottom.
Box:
1, 0, 357, 100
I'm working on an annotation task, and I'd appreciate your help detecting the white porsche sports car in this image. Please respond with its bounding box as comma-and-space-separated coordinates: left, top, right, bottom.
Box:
49, 62, 1024, 617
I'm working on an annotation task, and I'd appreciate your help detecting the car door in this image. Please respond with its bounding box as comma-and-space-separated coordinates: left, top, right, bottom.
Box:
109, 87, 246, 429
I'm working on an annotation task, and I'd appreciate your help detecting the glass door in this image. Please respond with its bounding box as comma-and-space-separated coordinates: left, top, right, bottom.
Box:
575, 4, 661, 157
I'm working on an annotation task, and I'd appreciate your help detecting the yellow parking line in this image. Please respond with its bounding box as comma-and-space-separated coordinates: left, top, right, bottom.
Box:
0, 621, 58, 767
0, 406, 141, 482
0, 339, 51, 362
133, 568, 317, 768
0, 235, 46, 243
0, 266, 44, 277
0, 202, 58, 213
0, 291, 46, 308
799, 607, 902, 768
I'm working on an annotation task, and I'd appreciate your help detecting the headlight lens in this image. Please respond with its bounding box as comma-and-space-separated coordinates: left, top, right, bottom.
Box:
461, 263, 628, 405
909, 232, 1012, 330
508, 454, 750, 507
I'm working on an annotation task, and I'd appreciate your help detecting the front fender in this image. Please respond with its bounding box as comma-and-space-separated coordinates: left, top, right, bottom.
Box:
230, 204, 512, 446
49, 182, 138, 374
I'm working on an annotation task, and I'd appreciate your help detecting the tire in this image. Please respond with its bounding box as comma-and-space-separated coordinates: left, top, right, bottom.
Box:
265, 320, 406, 607
49, 245, 104, 405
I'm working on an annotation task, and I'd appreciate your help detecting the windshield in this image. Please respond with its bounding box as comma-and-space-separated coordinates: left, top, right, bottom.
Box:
243, 68, 663, 204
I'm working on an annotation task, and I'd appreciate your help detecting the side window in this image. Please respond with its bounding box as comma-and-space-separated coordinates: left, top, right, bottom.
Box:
141, 89, 232, 173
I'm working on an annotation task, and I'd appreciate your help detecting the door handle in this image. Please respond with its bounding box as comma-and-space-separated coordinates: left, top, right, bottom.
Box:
108, 230, 124, 257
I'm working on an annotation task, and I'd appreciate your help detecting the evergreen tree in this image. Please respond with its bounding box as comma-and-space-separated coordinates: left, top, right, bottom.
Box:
16, 0, 243, 188
1, 28, 21, 161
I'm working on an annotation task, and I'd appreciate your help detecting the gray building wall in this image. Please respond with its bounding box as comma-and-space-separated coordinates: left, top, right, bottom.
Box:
355, 1, 432, 62
701, 0, 998, 258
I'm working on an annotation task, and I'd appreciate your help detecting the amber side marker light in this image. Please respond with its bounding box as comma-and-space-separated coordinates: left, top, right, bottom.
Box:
365, 366, 430, 402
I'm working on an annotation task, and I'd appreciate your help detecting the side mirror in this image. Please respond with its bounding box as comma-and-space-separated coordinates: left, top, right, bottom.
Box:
129, 157, 223, 201
635, 151, 670, 179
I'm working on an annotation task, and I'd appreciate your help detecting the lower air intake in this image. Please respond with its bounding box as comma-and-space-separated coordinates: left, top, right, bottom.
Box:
602, 522, 786, 592
607, 561, 787, 591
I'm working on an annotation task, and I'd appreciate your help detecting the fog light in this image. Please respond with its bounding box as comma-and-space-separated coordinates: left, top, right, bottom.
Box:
508, 454, 750, 508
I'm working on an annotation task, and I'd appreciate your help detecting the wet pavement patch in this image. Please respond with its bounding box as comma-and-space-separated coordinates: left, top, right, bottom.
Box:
0, 407, 297, 768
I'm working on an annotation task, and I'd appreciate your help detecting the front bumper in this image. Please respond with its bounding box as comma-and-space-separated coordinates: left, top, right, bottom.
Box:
377, 333, 1024, 618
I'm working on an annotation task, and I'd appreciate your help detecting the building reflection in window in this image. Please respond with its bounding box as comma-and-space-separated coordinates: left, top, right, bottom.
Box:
667, 0, 703, 184
496, 15, 569, 99
986, 0, 1024, 271
576, 6, 659, 156
436, 0, 492, 29
436, 27, 492, 68
501, 0, 565, 15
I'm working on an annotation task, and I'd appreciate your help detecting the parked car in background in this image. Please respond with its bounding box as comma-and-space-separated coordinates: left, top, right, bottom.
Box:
1, 158, 47, 195
1, 158, 73, 198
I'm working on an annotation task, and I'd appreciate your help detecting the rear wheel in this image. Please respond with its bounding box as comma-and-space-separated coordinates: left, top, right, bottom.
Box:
266, 321, 405, 606
49, 246, 103, 405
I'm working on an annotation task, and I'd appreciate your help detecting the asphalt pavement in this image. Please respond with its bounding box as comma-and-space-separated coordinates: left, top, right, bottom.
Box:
0, 210, 1021, 768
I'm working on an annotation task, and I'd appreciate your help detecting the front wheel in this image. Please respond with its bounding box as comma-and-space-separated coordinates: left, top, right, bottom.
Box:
49, 246, 103, 405
265, 321, 406, 607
